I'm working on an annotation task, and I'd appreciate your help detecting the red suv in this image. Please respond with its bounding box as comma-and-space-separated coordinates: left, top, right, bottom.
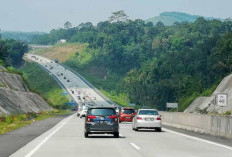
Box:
119, 108, 136, 123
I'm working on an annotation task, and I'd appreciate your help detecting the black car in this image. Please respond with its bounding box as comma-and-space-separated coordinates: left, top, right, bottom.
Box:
84, 107, 119, 138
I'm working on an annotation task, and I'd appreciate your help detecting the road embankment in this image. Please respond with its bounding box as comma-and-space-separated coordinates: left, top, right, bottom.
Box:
160, 112, 232, 139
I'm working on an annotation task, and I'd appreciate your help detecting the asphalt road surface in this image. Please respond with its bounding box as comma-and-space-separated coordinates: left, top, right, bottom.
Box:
10, 115, 232, 157
14, 54, 232, 157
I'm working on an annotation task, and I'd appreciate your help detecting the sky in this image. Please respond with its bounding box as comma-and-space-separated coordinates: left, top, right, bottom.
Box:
0, 0, 231, 32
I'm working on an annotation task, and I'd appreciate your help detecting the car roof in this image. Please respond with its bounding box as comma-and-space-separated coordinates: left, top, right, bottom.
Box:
138, 109, 157, 111
123, 107, 134, 110
89, 106, 115, 109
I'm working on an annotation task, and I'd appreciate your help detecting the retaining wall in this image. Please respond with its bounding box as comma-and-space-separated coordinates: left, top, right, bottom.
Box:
160, 112, 232, 138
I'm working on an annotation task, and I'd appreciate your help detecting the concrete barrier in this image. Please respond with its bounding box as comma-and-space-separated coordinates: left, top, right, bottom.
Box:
160, 112, 232, 138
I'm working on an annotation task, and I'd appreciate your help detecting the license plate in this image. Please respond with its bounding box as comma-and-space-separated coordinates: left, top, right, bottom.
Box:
125, 117, 131, 119
145, 118, 154, 121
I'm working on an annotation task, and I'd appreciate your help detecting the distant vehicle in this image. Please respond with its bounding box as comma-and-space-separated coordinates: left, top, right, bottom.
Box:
61, 73, 63, 76
93, 97, 97, 100
45, 65, 47, 67
50, 67, 53, 70
31, 56, 36, 58
119, 107, 135, 123
54, 59, 58, 63
84, 107, 119, 138
67, 79, 70, 82
132, 109, 162, 132
80, 106, 89, 118
51, 61, 53, 63
77, 107, 82, 117
64, 77, 66, 79
72, 90, 74, 94
77, 96, 81, 100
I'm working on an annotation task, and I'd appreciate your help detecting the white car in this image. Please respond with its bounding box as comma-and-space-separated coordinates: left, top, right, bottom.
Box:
77, 107, 82, 117
80, 106, 89, 118
132, 109, 162, 132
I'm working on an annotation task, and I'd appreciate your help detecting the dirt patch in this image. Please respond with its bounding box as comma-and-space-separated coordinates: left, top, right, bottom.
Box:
32, 43, 86, 63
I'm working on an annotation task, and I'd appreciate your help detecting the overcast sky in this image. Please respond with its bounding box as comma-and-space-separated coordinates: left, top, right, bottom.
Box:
0, 0, 231, 32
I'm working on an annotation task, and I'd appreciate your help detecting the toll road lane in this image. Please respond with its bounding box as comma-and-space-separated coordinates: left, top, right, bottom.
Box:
11, 115, 143, 157
119, 122, 232, 157
11, 116, 232, 157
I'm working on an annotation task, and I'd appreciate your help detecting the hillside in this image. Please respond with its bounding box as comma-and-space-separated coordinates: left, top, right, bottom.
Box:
31, 15, 232, 112
1, 31, 46, 42
0, 66, 52, 115
146, 12, 220, 25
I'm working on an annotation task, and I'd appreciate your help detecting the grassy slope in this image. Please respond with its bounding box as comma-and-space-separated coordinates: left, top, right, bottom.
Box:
20, 62, 69, 107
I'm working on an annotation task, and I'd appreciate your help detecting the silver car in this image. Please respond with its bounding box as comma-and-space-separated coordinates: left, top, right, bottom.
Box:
132, 109, 162, 132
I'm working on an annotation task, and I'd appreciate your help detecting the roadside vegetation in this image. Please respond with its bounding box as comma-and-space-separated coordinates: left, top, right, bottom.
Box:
20, 62, 69, 108
31, 11, 232, 111
0, 110, 70, 135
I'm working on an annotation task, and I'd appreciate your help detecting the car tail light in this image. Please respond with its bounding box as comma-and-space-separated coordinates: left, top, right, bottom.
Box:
137, 117, 142, 120
109, 115, 118, 122
157, 117, 161, 120
87, 115, 96, 122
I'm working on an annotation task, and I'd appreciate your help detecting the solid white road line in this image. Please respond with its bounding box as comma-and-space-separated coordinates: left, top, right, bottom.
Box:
25, 115, 74, 157
130, 143, 141, 150
163, 128, 232, 151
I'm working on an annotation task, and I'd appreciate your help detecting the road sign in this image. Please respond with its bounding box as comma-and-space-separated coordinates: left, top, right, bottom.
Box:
166, 103, 178, 109
66, 102, 75, 105
62, 92, 68, 95
216, 93, 228, 107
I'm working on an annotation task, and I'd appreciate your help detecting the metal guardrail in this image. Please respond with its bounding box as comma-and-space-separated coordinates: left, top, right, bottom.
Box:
60, 64, 120, 107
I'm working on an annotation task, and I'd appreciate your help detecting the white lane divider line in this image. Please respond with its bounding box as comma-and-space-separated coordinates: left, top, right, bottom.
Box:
130, 143, 141, 150
163, 128, 232, 151
25, 115, 74, 157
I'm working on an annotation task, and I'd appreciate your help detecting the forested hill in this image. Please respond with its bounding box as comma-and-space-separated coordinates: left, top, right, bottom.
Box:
1, 31, 45, 42
146, 12, 221, 26
31, 12, 232, 111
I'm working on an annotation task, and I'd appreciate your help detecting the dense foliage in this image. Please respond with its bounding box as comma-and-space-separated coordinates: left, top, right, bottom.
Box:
32, 13, 232, 110
0, 33, 28, 67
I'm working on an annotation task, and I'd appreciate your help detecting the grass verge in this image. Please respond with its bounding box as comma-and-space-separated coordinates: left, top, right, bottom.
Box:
0, 110, 70, 135
20, 62, 69, 108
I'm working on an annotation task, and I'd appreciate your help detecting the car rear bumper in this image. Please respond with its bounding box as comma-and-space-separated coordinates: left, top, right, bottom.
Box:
120, 117, 133, 122
136, 120, 161, 128
85, 122, 119, 133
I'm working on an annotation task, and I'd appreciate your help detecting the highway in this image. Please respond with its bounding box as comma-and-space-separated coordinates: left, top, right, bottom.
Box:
10, 54, 232, 157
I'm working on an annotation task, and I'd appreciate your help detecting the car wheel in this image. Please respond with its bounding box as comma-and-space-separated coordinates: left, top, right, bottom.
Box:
134, 127, 138, 131
80, 116, 82, 118
156, 127, 162, 132
84, 132, 89, 138
114, 132, 119, 138
119, 121, 121, 123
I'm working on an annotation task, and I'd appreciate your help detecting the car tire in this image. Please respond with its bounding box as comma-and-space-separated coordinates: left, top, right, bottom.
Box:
119, 121, 121, 123
80, 116, 82, 118
135, 127, 138, 131
114, 132, 119, 138
84, 132, 89, 138
156, 127, 162, 132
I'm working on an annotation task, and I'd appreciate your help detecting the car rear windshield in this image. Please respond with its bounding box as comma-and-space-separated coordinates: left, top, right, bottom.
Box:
138, 110, 158, 115
122, 109, 135, 114
89, 109, 116, 116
